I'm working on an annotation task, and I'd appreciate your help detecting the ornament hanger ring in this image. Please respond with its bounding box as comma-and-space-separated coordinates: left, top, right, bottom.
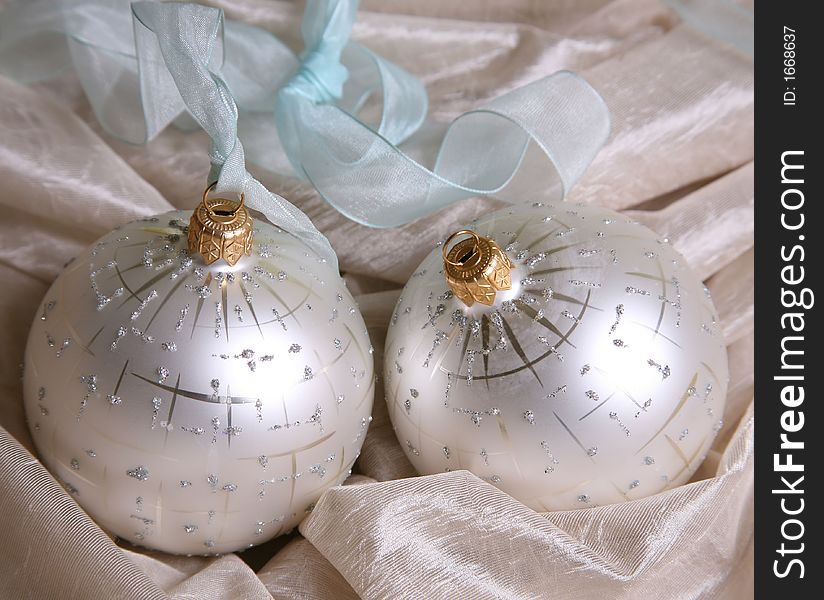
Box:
203, 181, 245, 220
189, 182, 254, 266
442, 230, 483, 269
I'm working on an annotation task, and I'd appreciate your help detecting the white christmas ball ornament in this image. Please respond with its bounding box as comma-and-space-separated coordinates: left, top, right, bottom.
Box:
385, 203, 727, 510
24, 210, 374, 554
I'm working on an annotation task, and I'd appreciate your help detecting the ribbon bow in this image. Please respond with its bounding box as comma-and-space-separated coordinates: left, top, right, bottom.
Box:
0, 0, 612, 260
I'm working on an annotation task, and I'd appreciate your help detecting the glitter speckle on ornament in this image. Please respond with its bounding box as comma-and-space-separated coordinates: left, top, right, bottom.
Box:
384, 203, 728, 511
23, 210, 374, 555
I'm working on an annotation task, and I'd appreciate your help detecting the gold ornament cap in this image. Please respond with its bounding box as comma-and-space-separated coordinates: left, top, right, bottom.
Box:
442, 229, 513, 306
188, 182, 253, 266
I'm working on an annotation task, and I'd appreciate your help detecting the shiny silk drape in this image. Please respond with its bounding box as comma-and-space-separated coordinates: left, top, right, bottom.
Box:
0, 0, 753, 598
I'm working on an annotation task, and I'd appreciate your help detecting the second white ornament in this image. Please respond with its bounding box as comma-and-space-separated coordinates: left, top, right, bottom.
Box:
384, 202, 728, 510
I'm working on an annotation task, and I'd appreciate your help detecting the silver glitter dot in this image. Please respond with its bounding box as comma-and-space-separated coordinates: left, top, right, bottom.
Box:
309, 464, 327, 478
577, 494, 590, 503
410, 388, 419, 398
288, 343, 302, 353
644, 456, 655, 465
190, 285, 212, 299
630, 480, 640, 489
224, 425, 242, 437
303, 366, 314, 380
523, 410, 535, 425
258, 455, 269, 468
587, 447, 598, 457
70, 458, 80, 470
107, 394, 122, 405
625, 286, 650, 296
40, 300, 56, 321
222, 483, 238, 492
127, 466, 149, 481
585, 390, 599, 401
480, 448, 489, 466
184, 524, 198, 534
80, 374, 98, 393
179, 480, 192, 487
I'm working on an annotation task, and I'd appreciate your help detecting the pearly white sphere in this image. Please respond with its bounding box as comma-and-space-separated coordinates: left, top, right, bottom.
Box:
385, 203, 728, 511
23, 211, 374, 554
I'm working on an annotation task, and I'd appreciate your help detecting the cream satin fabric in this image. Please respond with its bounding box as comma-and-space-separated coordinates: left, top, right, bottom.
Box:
0, 1, 753, 598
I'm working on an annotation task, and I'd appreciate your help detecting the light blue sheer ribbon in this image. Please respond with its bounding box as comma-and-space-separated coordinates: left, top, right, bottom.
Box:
0, 0, 612, 253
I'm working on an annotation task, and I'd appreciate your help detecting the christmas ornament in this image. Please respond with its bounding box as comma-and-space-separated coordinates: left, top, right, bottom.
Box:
23, 189, 374, 555
384, 202, 728, 511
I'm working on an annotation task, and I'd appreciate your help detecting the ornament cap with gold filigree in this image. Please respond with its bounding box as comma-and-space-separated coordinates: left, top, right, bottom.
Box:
443, 230, 513, 307
187, 182, 253, 266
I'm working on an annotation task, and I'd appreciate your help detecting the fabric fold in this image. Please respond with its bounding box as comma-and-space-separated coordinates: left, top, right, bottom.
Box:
300, 411, 752, 600
0, 428, 167, 600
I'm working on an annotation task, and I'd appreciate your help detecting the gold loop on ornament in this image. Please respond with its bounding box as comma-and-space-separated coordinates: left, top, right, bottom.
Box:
188, 182, 254, 266
203, 181, 245, 220
442, 230, 483, 269
441, 228, 512, 307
